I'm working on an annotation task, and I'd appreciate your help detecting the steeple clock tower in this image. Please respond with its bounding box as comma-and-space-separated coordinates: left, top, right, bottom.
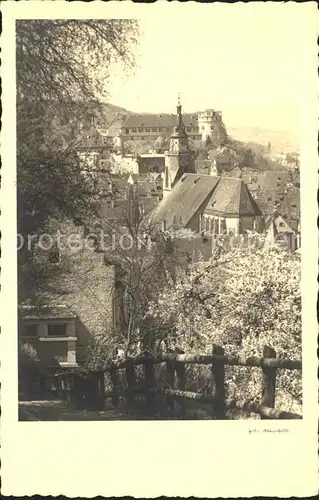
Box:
163, 96, 195, 198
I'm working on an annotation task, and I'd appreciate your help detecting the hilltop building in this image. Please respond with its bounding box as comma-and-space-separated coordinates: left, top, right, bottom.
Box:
97, 105, 227, 148
163, 98, 196, 198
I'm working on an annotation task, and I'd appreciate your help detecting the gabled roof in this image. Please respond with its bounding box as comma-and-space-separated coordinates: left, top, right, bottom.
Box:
137, 155, 165, 168
265, 212, 298, 234
19, 305, 77, 320
151, 174, 220, 229
204, 177, 262, 217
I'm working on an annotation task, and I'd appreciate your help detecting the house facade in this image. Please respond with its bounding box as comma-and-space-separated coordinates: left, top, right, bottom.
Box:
19, 305, 78, 369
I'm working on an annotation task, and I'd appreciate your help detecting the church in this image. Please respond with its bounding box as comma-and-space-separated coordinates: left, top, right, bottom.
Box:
152, 99, 264, 236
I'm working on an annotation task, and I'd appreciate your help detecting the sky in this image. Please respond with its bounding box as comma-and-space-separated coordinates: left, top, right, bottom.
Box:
106, 3, 315, 135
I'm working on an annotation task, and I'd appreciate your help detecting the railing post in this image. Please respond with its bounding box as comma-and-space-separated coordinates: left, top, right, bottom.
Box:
211, 344, 226, 419
125, 359, 136, 406
97, 371, 105, 410
175, 353, 186, 418
166, 361, 175, 418
110, 366, 120, 407
144, 356, 155, 414
261, 345, 277, 419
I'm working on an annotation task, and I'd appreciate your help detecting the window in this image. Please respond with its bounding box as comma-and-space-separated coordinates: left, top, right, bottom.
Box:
125, 129, 129, 134
47, 324, 67, 337
48, 249, 60, 264
139, 127, 143, 132
23, 324, 38, 337
152, 128, 157, 132
187, 127, 191, 132
279, 222, 285, 228
146, 128, 150, 132
132, 128, 136, 133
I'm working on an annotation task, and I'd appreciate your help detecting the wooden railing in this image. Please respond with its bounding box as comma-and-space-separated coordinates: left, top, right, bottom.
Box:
106, 344, 302, 420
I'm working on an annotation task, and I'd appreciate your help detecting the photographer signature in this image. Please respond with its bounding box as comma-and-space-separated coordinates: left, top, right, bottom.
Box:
249, 428, 289, 434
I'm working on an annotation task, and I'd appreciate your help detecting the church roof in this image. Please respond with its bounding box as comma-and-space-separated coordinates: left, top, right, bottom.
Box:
151, 174, 262, 229
151, 174, 220, 229
204, 177, 262, 217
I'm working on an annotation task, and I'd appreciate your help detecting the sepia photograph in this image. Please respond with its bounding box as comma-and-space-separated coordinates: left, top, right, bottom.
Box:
1, 1, 318, 498
16, 13, 304, 423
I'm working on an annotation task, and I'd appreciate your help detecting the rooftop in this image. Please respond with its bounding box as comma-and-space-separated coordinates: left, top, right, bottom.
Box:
204, 177, 262, 217
151, 174, 220, 229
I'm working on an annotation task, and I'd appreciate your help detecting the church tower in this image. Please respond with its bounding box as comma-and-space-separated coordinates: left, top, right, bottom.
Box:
163, 96, 195, 198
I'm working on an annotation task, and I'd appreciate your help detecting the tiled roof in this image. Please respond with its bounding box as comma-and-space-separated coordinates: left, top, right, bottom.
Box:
19, 305, 77, 320
151, 174, 220, 229
123, 113, 199, 129
265, 213, 298, 235
204, 177, 262, 217
251, 185, 300, 222
243, 171, 291, 190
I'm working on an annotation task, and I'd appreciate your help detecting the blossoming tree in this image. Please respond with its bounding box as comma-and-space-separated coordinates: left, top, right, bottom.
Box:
147, 240, 302, 414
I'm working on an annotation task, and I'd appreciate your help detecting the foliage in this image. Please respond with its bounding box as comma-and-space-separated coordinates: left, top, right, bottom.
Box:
16, 20, 138, 103
146, 240, 302, 414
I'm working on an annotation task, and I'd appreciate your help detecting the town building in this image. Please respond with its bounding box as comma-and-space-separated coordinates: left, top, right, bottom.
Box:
264, 212, 301, 251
